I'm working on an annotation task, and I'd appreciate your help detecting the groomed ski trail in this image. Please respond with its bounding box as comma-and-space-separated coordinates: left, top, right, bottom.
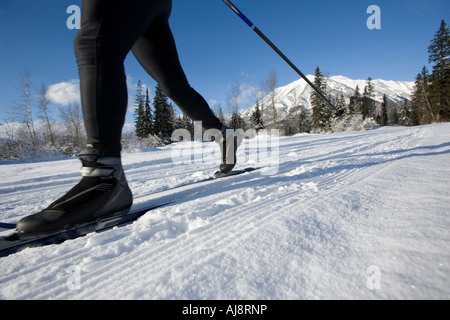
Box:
0, 124, 449, 299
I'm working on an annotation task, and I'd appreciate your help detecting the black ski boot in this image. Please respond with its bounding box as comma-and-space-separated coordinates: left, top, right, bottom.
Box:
218, 125, 243, 174
16, 155, 133, 235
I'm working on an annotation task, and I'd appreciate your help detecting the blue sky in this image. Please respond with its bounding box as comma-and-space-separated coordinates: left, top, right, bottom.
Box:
0, 0, 449, 124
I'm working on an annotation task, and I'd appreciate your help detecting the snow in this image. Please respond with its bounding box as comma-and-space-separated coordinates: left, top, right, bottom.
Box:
1, 123, 449, 300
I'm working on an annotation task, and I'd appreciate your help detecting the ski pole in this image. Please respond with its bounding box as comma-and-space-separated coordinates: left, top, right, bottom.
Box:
221, 0, 341, 115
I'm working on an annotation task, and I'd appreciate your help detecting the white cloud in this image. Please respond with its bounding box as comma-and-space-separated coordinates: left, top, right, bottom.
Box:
47, 76, 145, 109
45, 76, 154, 123
47, 79, 81, 105
208, 99, 220, 106
227, 82, 260, 110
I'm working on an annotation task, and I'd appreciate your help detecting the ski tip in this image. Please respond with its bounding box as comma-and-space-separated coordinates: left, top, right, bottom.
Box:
213, 167, 257, 179
213, 171, 226, 179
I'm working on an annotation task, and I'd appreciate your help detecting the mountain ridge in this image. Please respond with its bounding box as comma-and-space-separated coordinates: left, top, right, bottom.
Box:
241, 75, 415, 123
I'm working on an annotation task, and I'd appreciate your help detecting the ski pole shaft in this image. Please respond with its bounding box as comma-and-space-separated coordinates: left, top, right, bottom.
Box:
221, 0, 339, 114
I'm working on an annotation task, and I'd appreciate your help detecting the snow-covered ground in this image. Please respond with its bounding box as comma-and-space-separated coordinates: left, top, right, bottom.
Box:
0, 124, 449, 300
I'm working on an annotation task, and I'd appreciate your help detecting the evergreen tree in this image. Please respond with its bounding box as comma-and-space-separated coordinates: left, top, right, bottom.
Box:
173, 113, 193, 141
389, 104, 399, 125
153, 84, 174, 142
362, 78, 376, 119
134, 80, 147, 139
134, 81, 154, 138
334, 94, 347, 118
216, 104, 226, 124
143, 88, 153, 136
181, 113, 194, 136
428, 19, 450, 121
251, 104, 264, 131
230, 109, 245, 129
297, 106, 312, 133
174, 115, 184, 131
379, 94, 389, 126
410, 67, 432, 125
348, 85, 362, 115
311, 67, 331, 131
399, 99, 411, 126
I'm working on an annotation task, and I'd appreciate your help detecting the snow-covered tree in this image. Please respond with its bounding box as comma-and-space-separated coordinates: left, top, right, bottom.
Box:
362, 78, 376, 120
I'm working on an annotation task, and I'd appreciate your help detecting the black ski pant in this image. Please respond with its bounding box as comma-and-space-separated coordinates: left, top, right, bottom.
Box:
74, 0, 222, 156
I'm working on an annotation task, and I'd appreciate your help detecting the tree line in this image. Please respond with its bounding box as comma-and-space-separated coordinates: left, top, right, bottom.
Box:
133, 81, 194, 143
309, 68, 404, 133
258, 19, 449, 134
207, 19, 449, 135
409, 20, 450, 125
313, 19, 449, 129
132, 15, 449, 142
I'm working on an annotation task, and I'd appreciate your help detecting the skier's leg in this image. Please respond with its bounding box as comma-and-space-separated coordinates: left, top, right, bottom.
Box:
131, 15, 241, 172
131, 17, 222, 131
74, 0, 172, 156
16, 0, 172, 234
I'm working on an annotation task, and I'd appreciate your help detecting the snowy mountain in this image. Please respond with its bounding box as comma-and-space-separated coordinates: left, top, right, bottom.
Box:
0, 123, 449, 300
242, 75, 415, 124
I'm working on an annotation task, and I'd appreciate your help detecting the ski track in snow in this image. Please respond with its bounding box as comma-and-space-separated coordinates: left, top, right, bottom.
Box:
0, 124, 449, 299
